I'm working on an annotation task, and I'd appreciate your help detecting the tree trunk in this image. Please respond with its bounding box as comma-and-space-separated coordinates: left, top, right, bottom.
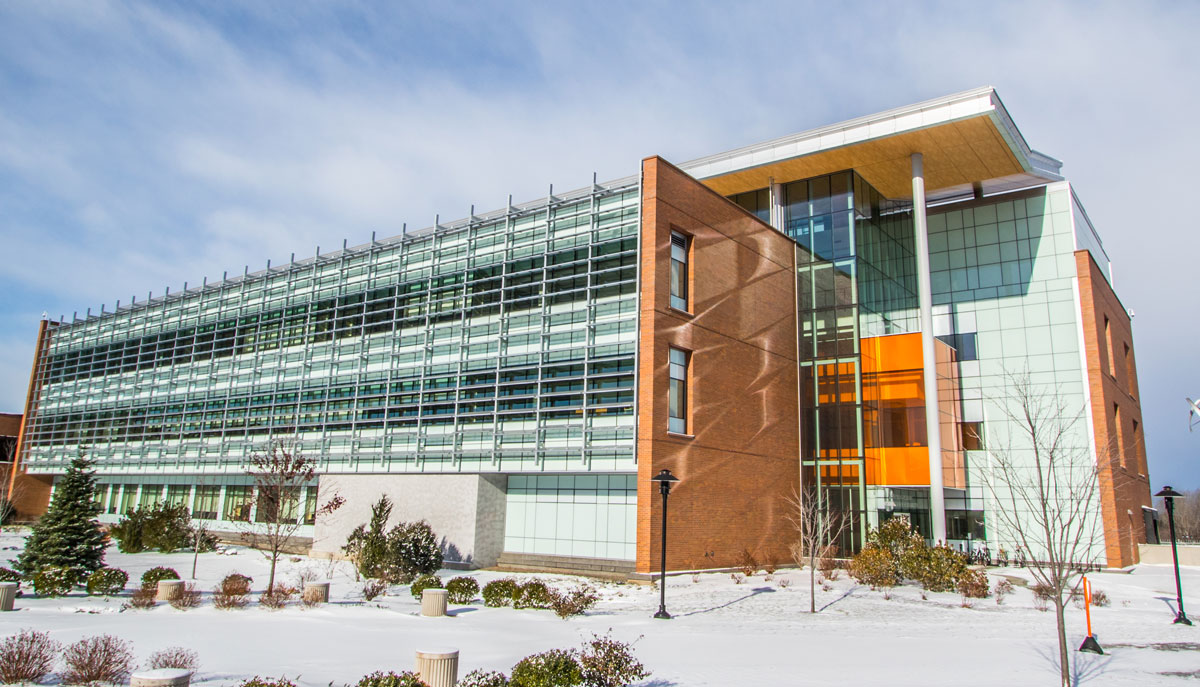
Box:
809, 556, 816, 614
1054, 595, 1070, 686
268, 549, 278, 592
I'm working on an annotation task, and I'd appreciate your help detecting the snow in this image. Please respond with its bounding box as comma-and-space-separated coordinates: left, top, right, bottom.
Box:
1, 529, 1196, 686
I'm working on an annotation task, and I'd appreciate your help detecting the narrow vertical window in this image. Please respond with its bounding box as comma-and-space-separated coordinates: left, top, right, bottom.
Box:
668, 347, 689, 434
670, 232, 689, 311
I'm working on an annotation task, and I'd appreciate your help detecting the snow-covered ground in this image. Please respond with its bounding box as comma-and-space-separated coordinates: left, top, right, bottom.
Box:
1, 529, 1196, 686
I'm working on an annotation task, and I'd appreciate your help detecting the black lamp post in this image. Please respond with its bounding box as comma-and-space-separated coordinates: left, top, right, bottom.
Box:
650, 469, 679, 620
1154, 486, 1192, 626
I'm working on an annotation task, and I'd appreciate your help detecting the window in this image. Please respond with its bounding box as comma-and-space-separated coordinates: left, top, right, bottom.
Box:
668, 347, 689, 434
669, 232, 689, 311
193, 485, 220, 520
960, 421, 984, 451
224, 485, 253, 521
936, 333, 978, 361
1113, 403, 1125, 468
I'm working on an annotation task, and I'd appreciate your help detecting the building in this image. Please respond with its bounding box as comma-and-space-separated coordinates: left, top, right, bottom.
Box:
11, 87, 1153, 574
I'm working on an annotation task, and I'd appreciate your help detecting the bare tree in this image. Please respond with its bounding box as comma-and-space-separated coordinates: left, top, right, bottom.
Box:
1159, 489, 1200, 543
240, 439, 344, 591
784, 487, 851, 613
983, 373, 1104, 687
0, 437, 31, 535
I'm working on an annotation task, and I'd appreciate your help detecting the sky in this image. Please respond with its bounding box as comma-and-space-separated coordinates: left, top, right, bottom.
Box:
0, 1, 1197, 489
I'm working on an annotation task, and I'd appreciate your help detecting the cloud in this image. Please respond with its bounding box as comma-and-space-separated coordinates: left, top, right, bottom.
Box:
0, 0, 1196, 486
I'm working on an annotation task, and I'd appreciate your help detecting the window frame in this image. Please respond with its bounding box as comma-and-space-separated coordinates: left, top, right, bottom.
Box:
667, 346, 690, 435
669, 231, 690, 312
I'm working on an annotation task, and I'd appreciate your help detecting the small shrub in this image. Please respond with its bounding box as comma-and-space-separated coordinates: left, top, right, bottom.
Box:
731, 573, 744, 585
128, 585, 156, 609
550, 584, 599, 619
140, 567, 180, 589
32, 566, 78, 597
821, 582, 832, 592
509, 649, 582, 687
735, 548, 758, 577
762, 554, 778, 576
777, 577, 790, 589
849, 546, 896, 591
818, 545, 839, 581
238, 677, 297, 687
578, 632, 648, 687
147, 646, 199, 674
483, 578, 519, 608
957, 568, 989, 604
460, 669, 509, 687
993, 579, 1014, 605
1032, 582, 1054, 612
1090, 588, 1110, 607
214, 573, 252, 609
354, 670, 430, 687
169, 582, 201, 610
86, 568, 128, 596
446, 576, 480, 604
0, 629, 60, 684
259, 585, 296, 609
409, 574, 443, 600
60, 634, 134, 686
362, 579, 387, 601
0, 567, 21, 587
514, 581, 554, 610
902, 544, 968, 593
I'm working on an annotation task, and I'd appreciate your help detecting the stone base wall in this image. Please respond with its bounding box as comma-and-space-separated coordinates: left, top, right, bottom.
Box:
311, 473, 506, 568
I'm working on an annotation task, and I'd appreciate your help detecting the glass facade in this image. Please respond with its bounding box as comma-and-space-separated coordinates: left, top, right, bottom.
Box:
20, 180, 643, 555
23, 182, 642, 482
786, 170, 918, 550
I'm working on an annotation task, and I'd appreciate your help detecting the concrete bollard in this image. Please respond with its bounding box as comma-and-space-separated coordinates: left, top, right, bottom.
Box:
421, 588, 448, 617
156, 579, 184, 602
130, 668, 191, 687
0, 582, 16, 611
415, 647, 458, 687
303, 580, 331, 604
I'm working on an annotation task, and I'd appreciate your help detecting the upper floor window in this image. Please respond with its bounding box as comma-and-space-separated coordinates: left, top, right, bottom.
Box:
936, 332, 978, 361
668, 347, 689, 434
670, 232, 689, 311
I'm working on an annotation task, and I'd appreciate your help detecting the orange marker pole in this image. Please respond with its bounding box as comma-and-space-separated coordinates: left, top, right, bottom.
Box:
1078, 575, 1103, 654
1084, 577, 1093, 637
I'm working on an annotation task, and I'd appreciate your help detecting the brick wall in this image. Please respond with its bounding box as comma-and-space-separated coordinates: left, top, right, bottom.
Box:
636, 157, 800, 574
1075, 249, 1152, 568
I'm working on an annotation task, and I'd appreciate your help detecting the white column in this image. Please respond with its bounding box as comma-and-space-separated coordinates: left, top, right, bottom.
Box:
769, 181, 785, 231
911, 153, 947, 544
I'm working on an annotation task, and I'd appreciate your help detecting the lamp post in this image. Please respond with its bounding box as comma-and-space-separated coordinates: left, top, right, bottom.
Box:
1154, 486, 1192, 626
650, 469, 679, 620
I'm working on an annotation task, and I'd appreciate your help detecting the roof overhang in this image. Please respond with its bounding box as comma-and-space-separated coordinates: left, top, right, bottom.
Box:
679, 86, 1063, 202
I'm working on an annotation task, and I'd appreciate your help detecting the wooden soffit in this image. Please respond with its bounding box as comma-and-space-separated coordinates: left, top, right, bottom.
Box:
697, 115, 1028, 200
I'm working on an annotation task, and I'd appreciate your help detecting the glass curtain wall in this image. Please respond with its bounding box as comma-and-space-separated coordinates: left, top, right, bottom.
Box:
787, 170, 916, 552
22, 182, 642, 480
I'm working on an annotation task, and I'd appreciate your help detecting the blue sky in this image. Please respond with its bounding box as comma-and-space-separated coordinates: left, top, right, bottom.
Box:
1, 1, 1197, 488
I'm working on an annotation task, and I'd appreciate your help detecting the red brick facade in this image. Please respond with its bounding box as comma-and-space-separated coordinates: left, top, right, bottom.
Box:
635, 157, 800, 574
1075, 250, 1152, 568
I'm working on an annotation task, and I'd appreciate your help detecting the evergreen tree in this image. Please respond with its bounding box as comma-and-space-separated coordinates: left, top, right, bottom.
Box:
15, 452, 107, 577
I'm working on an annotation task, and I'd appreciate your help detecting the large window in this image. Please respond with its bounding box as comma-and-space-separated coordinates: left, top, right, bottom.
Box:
668, 347, 689, 434
193, 485, 220, 520
224, 485, 253, 522
670, 232, 689, 311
